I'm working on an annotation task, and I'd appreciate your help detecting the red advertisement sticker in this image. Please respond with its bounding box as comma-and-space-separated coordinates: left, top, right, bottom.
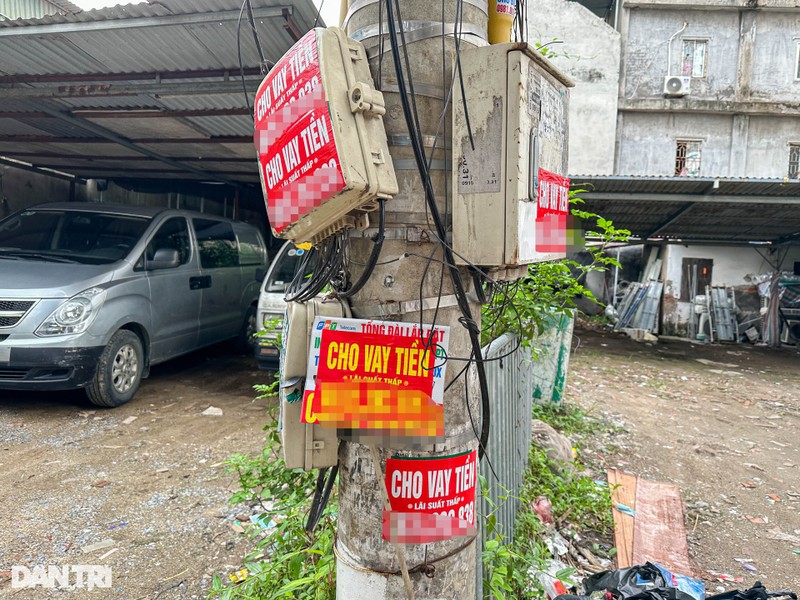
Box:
535, 168, 570, 253
382, 451, 478, 544
300, 317, 449, 440
254, 29, 346, 234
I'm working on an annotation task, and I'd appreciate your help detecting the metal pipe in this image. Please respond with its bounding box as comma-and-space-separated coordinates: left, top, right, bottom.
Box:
667, 22, 688, 76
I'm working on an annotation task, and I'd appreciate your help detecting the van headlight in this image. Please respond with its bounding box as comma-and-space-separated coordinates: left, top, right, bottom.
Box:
36, 287, 107, 336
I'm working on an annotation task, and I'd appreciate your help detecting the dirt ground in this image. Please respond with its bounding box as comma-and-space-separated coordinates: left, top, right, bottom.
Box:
565, 324, 800, 591
2, 328, 799, 599
0, 344, 273, 599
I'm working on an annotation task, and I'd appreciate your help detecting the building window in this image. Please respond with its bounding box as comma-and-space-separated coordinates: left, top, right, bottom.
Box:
682, 39, 707, 78
796, 42, 800, 80
789, 144, 800, 179
675, 140, 702, 176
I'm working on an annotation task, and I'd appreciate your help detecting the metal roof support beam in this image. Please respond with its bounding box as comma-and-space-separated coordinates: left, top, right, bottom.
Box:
643, 202, 696, 238
0, 135, 252, 144
582, 192, 800, 204
0, 108, 250, 119
28, 101, 241, 187
282, 7, 304, 41
0, 156, 81, 182
3, 151, 254, 162
0, 67, 262, 85
0, 6, 291, 36
0, 79, 261, 99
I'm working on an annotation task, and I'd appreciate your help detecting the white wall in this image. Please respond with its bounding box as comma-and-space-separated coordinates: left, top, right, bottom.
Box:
660, 244, 800, 335
528, 0, 620, 175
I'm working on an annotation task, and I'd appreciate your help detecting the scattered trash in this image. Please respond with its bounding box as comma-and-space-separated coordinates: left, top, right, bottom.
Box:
706, 581, 797, 600
121, 416, 137, 425
544, 530, 570, 557
578, 562, 705, 600
106, 521, 127, 530
534, 496, 555, 524
202, 406, 224, 416
81, 539, 115, 554
77, 411, 97, 418
768, 494, 782, 503
741, 482, 757, 489
249, 514, 274, 531
531, 420, 575, 474
615, 503, 636, 517
745, 515, 767, 524
744, 463, 765, 472
534, 558, 573, 600
767, 530, 800, 545
156, 467, 170, 473
229, 568, 248, 583
793, 550, 800, 555
91, 480, 112, 488
741, 563, 757, 573
231, 521, 246, 534
98, 548, 118, 561
696, 358, 739, 368
714, 573, 744, 583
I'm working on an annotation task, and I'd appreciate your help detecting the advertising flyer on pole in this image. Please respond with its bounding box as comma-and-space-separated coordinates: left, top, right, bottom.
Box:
254, 29, 346, 234
300, 316, 449, 440
382, 450, 478, 544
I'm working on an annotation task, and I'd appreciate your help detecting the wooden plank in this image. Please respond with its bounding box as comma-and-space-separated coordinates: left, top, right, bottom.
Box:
608, 468, 638, 569
632, 478, 694, 576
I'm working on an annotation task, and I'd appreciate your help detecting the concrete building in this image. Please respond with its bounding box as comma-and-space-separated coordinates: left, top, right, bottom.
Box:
532, 0, 800, 340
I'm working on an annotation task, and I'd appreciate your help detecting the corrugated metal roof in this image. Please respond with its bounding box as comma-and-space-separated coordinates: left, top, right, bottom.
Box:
0, 0, 320, 187
576, 176, 800, 245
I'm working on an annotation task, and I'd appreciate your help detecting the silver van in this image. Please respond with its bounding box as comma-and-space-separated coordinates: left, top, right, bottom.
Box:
0, 203, 267, 407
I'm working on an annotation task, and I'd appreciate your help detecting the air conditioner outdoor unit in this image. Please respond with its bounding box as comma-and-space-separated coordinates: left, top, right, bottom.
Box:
664, 75, 690, 96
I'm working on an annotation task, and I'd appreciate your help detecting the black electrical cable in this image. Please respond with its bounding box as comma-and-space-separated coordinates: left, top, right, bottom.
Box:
245, 0, 268, 74
313, 0, 326, 27
286, 233, 349, 303
339, 199, 386, 299
384, 0, 492, 460
236, 0, 252, 116
305, 464, 339, 533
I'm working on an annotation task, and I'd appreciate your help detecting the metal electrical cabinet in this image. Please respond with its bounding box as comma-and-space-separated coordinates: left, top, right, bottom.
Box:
453, 43, 574, 274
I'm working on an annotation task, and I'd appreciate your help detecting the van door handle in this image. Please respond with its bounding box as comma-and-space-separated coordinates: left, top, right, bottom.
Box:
189, 276, 212, 290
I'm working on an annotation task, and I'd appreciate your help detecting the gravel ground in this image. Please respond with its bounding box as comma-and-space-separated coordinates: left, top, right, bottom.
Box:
0, 344, 274, 599
566, 324, 800, 592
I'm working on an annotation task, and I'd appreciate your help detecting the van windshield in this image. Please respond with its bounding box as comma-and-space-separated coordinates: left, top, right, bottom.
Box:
0, 209, 151, 265
265, 245, 312, 293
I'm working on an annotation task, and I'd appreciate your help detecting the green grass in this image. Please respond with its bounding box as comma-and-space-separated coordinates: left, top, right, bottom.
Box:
482, 402, 615, 599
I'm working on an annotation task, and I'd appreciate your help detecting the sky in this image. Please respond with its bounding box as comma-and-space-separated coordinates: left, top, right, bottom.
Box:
71, 0, 340, 27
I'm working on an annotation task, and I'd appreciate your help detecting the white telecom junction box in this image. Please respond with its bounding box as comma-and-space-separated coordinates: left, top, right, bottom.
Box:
453, 43, 574, 275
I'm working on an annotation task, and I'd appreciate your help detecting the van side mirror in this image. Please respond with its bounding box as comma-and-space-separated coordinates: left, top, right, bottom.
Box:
255, 267, 267, 283
149, 248, 180, 270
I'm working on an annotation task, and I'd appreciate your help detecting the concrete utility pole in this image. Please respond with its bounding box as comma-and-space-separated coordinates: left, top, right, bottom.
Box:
336, 1, 489, 598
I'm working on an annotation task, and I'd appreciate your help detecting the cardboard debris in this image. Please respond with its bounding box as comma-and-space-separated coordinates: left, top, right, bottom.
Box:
82, 539, 115, 554
202, 406, 223, 416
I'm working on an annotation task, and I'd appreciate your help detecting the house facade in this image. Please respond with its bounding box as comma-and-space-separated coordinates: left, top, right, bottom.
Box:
532, 0, 800, 340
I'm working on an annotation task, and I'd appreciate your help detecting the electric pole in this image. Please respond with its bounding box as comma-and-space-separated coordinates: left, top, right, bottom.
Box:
336, 1, 489, 598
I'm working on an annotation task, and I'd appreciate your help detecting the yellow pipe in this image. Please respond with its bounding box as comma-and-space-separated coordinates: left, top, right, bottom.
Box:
487, 0, 515, 44
339, 0, 347, 27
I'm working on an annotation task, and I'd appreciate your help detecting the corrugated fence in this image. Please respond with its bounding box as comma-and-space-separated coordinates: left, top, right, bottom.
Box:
477, 332, 534, 595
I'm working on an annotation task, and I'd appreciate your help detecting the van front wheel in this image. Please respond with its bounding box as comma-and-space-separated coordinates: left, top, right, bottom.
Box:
87, 330, 144, 407
235, 305, 258, 354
